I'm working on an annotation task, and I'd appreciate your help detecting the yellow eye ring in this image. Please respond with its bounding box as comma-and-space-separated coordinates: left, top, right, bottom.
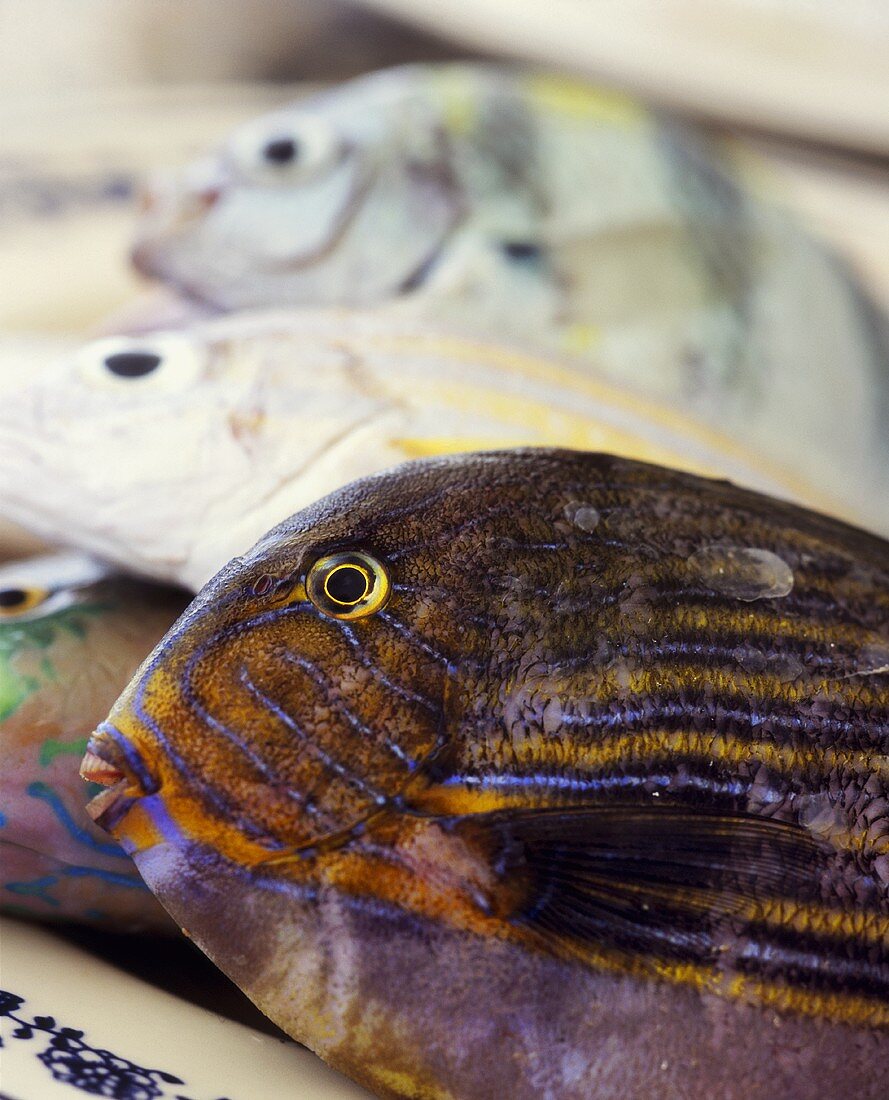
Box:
0, 586, 51, 619
306, 551, 390, 621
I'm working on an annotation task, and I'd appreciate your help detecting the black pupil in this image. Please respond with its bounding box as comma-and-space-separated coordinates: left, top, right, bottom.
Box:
104, 351, 162, 379
263, 137, 298, 165
502, 241, 542, 261
326, 566, 369, 605
0, 588, 28, 608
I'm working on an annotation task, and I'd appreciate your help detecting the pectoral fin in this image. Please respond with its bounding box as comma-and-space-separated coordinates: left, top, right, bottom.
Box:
453, 805, 827, 967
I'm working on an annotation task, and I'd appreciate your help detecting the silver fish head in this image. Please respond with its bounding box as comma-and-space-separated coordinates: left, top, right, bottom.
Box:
0, 314, 398, 588
132, 68, 465, 310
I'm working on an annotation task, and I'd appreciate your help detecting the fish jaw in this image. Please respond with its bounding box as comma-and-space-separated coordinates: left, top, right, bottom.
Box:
131, 147, 371, 310
81, 724, 160, 836
0, 367, 199, 583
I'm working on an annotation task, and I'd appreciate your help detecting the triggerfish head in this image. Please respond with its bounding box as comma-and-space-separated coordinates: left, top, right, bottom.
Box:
0, 552, 186, 931
85, 450, 889, 1098
1, 309, 888, 593
131, 63, 889, 449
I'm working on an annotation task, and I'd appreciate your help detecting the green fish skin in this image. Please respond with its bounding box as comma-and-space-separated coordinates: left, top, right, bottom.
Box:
0, 553, 186, 931
90, 450, 888, 1098
131, 63, 889, 525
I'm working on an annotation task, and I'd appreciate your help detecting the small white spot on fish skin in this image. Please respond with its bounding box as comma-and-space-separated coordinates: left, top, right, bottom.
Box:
562, 500, 600, 533
689, 545, 794, 602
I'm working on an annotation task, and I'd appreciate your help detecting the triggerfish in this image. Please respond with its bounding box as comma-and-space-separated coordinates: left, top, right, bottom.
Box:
84, 450, 889, 1098
0, 553, 185, 930
132, 63, 889, 433
1, 310, 887, 592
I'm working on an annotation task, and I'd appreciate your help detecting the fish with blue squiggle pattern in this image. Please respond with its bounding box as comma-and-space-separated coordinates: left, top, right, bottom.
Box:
0, 553, 185, 930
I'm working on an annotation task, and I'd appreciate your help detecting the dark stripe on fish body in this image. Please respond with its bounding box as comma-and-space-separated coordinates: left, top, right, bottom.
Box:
737, 921, 889, 1002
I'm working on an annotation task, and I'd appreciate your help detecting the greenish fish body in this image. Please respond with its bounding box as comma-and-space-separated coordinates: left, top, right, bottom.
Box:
0, 553, 185, 930
87, 450, 889, 1097
131, 63, 889, 499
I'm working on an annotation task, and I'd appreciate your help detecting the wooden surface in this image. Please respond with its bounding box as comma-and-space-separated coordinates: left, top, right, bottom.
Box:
360, 0, 889, 154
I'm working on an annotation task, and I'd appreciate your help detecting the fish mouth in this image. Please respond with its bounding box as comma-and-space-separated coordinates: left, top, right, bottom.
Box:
81, 724, 157, 831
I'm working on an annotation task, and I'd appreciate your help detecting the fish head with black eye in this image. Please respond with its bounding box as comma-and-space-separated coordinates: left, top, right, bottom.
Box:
0, 317, 387, 587
0, 551, 182, 790
0, 553, 188, 715
0, 329, 223, 580
131, 67, 466, 310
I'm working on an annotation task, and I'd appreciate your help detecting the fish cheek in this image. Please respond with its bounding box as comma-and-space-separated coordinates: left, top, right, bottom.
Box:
246, 611, 450, 815
115, 603, 450, 859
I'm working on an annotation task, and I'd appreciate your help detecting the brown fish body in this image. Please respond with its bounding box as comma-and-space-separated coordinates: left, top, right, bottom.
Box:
88, 451, 889, 1097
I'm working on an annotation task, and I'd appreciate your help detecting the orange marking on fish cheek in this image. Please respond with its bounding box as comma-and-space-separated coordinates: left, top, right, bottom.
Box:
114, 802, 165, 855
309, 819, 525, 944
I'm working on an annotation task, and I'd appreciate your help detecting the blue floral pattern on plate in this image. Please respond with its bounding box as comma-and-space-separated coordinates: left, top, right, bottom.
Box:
0, 989, 229, 1100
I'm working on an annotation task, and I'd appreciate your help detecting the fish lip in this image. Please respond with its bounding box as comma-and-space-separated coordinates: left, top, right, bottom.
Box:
81, 731, 130, 788
84, 777, 131, 828
81, 723, 160, 827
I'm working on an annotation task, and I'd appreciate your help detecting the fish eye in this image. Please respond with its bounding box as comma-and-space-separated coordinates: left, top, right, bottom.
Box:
104, 351, 161, 378
0, 586, 51, 619
262, 137, 298, 165
228, 113, 339, 185
306, 551, 390, 621
74, 334, 206, 393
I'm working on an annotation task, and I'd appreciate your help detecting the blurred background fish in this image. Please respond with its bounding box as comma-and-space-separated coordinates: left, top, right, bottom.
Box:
0, 309, 877, 592
129, 66, 889, 451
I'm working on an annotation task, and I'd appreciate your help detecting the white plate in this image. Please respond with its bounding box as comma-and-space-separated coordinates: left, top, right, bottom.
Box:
0, 916, 370, 1100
